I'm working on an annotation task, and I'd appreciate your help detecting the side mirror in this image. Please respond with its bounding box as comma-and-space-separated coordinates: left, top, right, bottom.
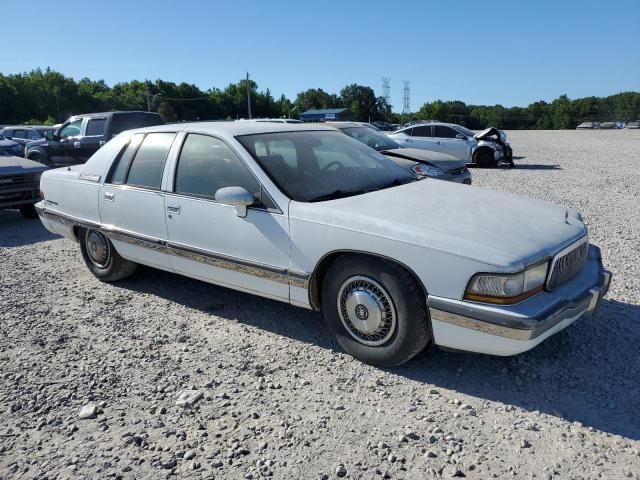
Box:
214, 186, 254, 218
45, 131, 56, 141
455, 133, 467, 140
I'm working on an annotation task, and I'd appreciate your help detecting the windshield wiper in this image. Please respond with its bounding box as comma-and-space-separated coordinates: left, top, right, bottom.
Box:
307, 189, 367, 202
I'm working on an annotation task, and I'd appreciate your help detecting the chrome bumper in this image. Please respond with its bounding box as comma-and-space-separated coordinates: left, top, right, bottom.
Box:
428, 254, 611, 342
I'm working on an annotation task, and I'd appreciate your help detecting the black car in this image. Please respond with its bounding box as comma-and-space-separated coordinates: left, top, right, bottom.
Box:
25, 111, 165, 167
0, 149, 48, 218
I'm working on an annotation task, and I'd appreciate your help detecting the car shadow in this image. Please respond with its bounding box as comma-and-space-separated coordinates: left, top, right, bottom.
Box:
0, 210, 58, 247
118, 268, 639, 440
512, 155, 527, 160
513, 163, 562, 170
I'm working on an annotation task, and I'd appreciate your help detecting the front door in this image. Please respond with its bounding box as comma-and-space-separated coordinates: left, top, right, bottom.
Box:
164, 133, 290, 300
433, 125, 471, 160
98, 131, 176, 269
54, 118, 83, 165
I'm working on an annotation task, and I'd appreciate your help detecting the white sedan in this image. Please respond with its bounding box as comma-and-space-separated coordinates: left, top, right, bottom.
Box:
36, 122, 611, 366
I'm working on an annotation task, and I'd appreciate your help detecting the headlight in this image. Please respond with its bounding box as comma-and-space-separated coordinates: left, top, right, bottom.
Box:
464, 261, 549, 304
412, 164, 445, 177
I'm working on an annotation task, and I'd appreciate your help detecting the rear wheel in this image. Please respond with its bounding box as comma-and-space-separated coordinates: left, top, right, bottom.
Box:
321, 256, 430, 367
474, 149, 496, 168
19, 204, 38, 219
79, 228, 138, 282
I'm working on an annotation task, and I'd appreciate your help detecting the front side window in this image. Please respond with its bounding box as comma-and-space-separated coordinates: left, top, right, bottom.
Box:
175, 133, 274, 208
237, 130, 415, 202
28, 129, 40, 140
124, 132, 175, 189
13, 129, 27, 139
86, 118, 106, 136
59, 119, 82, 139
434, 126, 458, 138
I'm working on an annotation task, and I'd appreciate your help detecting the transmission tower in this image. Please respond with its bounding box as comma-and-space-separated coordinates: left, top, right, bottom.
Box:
402, 81, 411, 114
381, 77, 391, 104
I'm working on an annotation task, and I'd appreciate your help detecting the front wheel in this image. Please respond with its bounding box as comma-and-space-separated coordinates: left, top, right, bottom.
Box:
79, 228, 138, 282
321, 256, 430, 367
474, 149, 496, 168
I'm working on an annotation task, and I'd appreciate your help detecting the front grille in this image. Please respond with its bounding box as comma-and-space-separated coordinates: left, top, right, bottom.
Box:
448, 167, 468, 176
547, 239, 588, 290
0, 174, 38, 189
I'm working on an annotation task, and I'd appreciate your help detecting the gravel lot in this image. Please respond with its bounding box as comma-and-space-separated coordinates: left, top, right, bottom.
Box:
1, 130, 639, 479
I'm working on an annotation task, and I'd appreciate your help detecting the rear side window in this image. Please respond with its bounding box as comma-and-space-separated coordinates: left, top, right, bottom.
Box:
109, 134, 144, 184
412, 125, 432, 137
125, 132, 175, 189
86, 118, 106, 136
13, 129, 27, 139
110, 113, 165, 137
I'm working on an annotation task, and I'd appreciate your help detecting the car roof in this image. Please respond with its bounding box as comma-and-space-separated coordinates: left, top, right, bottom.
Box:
124, 121, 338, 137
68, 111, 161, 119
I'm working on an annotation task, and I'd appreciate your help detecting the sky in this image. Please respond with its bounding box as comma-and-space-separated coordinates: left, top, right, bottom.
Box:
2, 0, 639, 111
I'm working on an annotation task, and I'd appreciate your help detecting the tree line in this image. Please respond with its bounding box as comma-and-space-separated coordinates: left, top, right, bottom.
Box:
1, 68, 638, 129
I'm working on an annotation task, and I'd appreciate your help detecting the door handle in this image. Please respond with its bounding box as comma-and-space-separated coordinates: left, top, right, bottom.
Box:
167, 205, 181, 214
73, 141, 81, 149
103, 192, 115, 201
435, 141, 441, 145
99, 140, 105, 147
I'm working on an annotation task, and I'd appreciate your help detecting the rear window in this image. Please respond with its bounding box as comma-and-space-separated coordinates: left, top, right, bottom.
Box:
125, 132, 175, 189
110, 113, 165, 137
86, 118, 106, 136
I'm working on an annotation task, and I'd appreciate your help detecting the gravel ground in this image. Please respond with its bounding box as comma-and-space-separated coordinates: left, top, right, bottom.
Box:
1, 130, 639, 479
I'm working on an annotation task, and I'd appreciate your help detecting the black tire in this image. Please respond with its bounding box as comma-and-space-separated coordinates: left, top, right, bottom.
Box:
28, 152, 50, 167
19, 204, 38, 219
321, 255, 430, 367
79, 228, 138, 282
474, 149, 496, 168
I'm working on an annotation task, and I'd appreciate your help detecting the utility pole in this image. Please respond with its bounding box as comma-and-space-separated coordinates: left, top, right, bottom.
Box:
246, 72, 252, 119
144, 81, 151, 112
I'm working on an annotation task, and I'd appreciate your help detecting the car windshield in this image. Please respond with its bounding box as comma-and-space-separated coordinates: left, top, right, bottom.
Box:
453, 125, 475, 137
237, 130, 416, 202
339, 127, 402, 152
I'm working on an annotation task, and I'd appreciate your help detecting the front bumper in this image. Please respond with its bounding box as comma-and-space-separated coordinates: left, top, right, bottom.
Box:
442, 170, 472, 185
428, 245, 611, 355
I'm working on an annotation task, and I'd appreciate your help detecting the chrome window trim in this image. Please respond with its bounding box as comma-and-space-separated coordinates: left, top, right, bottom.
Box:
35, 206, 309, 289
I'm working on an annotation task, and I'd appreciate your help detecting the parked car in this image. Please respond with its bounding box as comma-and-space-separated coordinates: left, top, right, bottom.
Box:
0, 133, 24, 157
1, 126, 51, 156
25, 111, 165, 167
325, 122, 471, 184
576, 121, 600, 129
625, 121, 640, 129
388, 122, 513, 168
0, 149, 47, 218
600, 122, 617, 129
35, 122, 611, 367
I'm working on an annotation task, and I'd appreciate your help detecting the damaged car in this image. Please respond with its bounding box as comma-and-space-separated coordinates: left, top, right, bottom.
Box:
388, 122, 514, 168
325, 122, 471, 184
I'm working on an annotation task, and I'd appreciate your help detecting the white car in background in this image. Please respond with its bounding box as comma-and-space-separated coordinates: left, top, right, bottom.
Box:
388, 122, 514, 168
36, 122, 610, 367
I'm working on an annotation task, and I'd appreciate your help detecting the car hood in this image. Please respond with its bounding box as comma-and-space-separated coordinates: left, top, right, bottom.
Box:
0, 156, 48, 174
0, 138, 19, 148
474, 127, 500, 140
382, 148, 466, 171
26, 138, 48, 148
291, 180, 586, 269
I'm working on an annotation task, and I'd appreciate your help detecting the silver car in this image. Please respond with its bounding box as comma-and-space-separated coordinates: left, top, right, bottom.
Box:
388, 122, 514, 168
325, 122, 472, 184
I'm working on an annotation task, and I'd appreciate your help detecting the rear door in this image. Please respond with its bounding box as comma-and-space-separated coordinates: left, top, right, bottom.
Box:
407, 125, 435, 150
79, 117, 107, 162
433, 125, 469, 160
99, 131, 176, 269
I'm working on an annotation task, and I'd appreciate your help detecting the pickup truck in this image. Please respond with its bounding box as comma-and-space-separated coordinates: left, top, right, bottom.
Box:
0, 150, 47, 218
25, 111, 164, 167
